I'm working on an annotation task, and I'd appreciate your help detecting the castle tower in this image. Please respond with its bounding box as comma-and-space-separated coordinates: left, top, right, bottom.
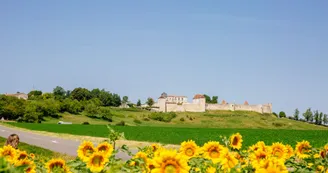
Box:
193, 94, 206, 112
158, 95, 167, 112
244, 101, 249, 105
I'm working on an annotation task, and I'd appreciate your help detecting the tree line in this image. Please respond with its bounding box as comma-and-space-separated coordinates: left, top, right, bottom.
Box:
0, 86, 130, 123
292, 108, 328, 125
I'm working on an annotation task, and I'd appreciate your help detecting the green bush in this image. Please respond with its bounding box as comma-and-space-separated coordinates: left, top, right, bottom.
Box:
148, 112, 177, 122
180, 117, 185, 122
61, 99, 82, 114
82, 122, 90, 125
116, 121, 125, 126
133, 119, 142, 124
143, 117, 150, 121
272, 122, 285, 127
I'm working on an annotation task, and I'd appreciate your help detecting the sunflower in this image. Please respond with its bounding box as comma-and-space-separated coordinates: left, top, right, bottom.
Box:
220, 150, 239, 172
86, 152, 109, 173
201, 141, 226, 164
15, 159, 36, 173
29, 153, 35, 160
0, 145, 17, 163
285, 145, 294, 158
255, 158, 288, 173
77, 141, 96, 162
270, 143, 288, 161
250, 149, 270, 169
320, 150, 326, 158
249, 141, 267, 152
179, 140, 199, 158
152, 149, 190, 173
151, 144, 161, 152
133, 151, 150, 172
230, 133, 243, 150
45, 158, 71, 173
295, 140, 311, 159
206, 166, 216, 173
316, 165, 324, 172
15, 150, 29, 162
96, 142, 114, 158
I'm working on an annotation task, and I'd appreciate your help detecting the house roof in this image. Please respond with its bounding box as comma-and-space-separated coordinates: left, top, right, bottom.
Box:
193, 94, 205, 99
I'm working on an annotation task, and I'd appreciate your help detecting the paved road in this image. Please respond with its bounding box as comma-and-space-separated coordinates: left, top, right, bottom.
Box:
0, 125, 136, 161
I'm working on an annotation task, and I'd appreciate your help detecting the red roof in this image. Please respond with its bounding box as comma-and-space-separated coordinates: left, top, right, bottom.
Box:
193, 94, 205, 99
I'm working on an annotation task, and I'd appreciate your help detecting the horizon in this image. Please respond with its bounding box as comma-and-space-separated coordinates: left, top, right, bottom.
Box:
1, 1, 328, 116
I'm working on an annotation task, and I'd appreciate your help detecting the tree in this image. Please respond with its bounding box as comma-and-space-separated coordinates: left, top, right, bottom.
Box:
53, 86, 66, 100
323, 114, 328, 125
71, 88, 92, 101
66, 90, 71, 98
0, 95, 26, 120
211, 96, 218, 104
60, 98, 82, 114
319, 112, 323, 125
314, 110, 320, 124
91, 88, 101, 99
122, 96, 129, 104
303, 108, 312, 122
42, 93, 54, 100
272, 112, 278, 118
146, 97, 154, 107
111, 94, 121, 107
24, 101, 42, 122
137, 99, 141, 107
28, 90, 42, 100
279, 111, 286, 118
293, 108, 299, 120
203, 94, 211, 103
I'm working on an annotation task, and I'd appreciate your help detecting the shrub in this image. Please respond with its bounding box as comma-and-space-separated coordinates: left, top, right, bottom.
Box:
272, 122, 285, 127
116, 121, 125, 126
180, 118, 185, 122
133, 119, 142, 124
148, 112, 177, 122
272, 112, 278, 117
82, 122, 90, 125
279, 111, 286, 118
143, 117, 150, 121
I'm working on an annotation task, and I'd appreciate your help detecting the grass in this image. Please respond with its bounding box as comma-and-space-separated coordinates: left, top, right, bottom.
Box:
0, 136, 75, 161
6, 123, 328, 149
44, 109, 328, 130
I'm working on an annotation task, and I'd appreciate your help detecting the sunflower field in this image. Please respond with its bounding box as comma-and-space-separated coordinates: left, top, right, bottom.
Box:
0, 133, 327, 173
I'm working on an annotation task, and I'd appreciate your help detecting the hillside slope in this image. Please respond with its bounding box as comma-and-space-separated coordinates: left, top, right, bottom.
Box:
44, 109, 327, 130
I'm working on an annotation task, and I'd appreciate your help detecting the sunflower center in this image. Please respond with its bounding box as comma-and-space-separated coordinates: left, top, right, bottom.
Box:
18, 154, 27, 160
98, 146, 108, 152
84, 147, 95, 157
273, 149, 283, 158
185, 148, 194, 156
232, 137, 239, 146
92, 155, 104, 167
209, 149, 220, 158
164, 164, 177, 173
50, 162, 64, 170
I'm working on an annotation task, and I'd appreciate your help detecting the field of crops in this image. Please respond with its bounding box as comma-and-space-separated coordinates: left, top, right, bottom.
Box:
6, 123, 328, 148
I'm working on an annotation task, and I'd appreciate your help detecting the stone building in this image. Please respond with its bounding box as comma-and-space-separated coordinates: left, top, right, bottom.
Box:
154, 92, 272, 114
4, 92, 28, 100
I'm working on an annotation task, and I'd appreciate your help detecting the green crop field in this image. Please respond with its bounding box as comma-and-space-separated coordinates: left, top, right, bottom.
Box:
6, 123, 328, 149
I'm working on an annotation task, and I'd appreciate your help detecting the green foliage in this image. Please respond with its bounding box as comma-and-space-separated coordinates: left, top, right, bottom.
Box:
115, 121, 125, 126
60, 99, 82, 114
53, 86, 66, 100
111, 94, 121, 107
314, 110, 320, 125
136, 99, 141, 107
70, 87, 92, 101
148, 112, 177, 122
279, 111, 286, 118
84, 104, 113, 122
122, 96, 128, 104
303, 108, 313, 122
146, 97, 154, 107
42, 93, 54, 100
0, 95, 26, 120
27, 90, 42, 100
323, 114, 328, 125
204, 94, 219, 103
272, 112, 278, 117
180, 117, 185, 122
82, 122, 89, 125
40, 99, 60, 118
133, 119, 142, 124
23, 101, 42, 122
293, 108, 299, 120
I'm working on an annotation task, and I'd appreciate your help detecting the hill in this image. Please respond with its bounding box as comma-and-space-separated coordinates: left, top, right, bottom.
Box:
43, 109, 327, 130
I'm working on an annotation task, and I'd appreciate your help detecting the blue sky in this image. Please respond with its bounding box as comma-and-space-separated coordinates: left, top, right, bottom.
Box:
1, 1, 327, 116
